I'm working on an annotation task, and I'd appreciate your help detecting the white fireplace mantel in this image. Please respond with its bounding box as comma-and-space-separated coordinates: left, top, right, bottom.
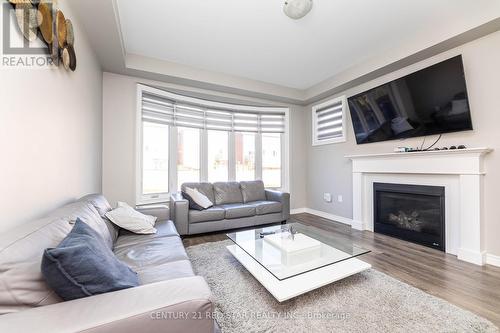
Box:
346, 148, 492, 265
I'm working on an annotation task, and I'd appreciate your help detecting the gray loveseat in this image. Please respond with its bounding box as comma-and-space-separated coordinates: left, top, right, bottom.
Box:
170, 180, 290, 235
0, 194, 214, 333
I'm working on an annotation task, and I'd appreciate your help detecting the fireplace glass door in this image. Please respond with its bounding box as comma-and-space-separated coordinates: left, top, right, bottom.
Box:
374, 183, 445, 251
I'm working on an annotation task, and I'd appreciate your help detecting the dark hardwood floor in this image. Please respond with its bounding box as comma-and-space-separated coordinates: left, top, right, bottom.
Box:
183, 213, 500, 327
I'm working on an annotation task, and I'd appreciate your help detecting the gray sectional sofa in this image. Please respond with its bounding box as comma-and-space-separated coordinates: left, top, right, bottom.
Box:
0, 194, 214, 333
170, 180, 290, 235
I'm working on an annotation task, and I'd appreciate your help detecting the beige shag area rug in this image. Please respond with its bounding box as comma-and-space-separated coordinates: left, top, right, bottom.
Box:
186, 240, 498, 333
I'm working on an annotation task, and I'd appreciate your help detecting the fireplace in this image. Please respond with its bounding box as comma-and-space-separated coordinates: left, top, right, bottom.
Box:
373, 183, 445, 251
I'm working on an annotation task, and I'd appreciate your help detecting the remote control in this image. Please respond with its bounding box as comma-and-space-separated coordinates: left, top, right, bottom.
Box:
259, 231, 276, 238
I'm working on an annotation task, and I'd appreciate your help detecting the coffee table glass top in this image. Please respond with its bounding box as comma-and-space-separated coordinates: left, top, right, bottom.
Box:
226, 223, 370, 280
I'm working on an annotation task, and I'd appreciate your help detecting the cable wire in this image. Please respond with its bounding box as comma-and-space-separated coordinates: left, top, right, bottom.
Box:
423, 134, 442, 151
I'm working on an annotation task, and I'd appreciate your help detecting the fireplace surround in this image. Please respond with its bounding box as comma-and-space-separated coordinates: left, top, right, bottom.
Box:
347, 148, 492, 265
373, 183, 445, 251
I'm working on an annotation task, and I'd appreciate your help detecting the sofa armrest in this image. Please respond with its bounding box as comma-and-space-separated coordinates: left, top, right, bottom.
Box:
136, 204, 169, 222
0, 276, 214, 333
265, 190, 290, 221
169, 193, 189, 235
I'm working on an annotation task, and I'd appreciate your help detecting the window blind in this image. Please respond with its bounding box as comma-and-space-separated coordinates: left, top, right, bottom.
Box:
315, 100, 344, 141
142, 92, 285, 133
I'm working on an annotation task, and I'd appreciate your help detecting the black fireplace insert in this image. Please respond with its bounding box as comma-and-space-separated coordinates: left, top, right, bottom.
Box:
373, 183, 445, 251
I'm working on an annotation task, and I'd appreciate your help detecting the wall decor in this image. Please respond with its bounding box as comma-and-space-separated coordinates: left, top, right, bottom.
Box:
56, 10, 66, 48
62, 44, 76, 71
8, 0, 29, 4
65, 19, 74, 46
7, 0, 77, 71
38, 2, 53, 44
14, 2, 41, 41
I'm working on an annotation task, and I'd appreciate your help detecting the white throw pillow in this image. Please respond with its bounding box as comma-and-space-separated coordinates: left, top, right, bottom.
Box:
116, 202, 156, 227
185, 187, 213, 209
105, 202, 157, 234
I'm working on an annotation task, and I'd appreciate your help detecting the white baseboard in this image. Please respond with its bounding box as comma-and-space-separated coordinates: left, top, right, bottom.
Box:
486, 253, 500, 267
350, 219, 364, 230
457, 248, 486, 265
290, 208, 307, 215
304, 208, 354, 226
290, 207, 354, 227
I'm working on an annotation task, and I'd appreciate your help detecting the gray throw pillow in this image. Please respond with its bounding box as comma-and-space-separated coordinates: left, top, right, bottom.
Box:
41, 219, 139, 301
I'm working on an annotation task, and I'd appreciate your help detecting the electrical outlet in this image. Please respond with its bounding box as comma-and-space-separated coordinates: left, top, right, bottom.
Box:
323, 193, 332, 203
337, 195, 343, 203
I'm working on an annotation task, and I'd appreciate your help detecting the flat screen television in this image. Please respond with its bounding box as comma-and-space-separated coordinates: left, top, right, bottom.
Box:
348, 56, 473, 144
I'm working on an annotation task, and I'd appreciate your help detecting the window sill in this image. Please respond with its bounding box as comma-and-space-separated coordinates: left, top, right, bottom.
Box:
137, 194, 170, 206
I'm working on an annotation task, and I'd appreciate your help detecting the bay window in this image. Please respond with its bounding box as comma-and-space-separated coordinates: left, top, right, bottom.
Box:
207, 130, 229, 182
235, 132, 256, 181
136, 85, 289, 204
176, 127, 201, 189
262, 133, 282, 188
141, 122, 169, 196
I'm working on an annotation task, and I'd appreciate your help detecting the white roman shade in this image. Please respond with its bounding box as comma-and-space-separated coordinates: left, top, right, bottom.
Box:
312, 96, 347, 145
142, 91, 286, 133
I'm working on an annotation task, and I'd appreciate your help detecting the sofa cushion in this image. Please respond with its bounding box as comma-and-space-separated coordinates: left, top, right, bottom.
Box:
78, 194, 119, 244
240, 180, 266, 203
220, 203, 256, 219
181, 183, 215, 204
152, 219, 180, 238
49, 201, 114, 250
113, 222, 195, 284
137, 260, 195, 285
41, 219, 139, 301
136, 204, 169, 222
114, 235, 189, 270
78, 194, 112, 217
213, 182, 243, 205
0, 201, 114, 314
249, 201, 283, 215
117, 220, 179, 247
188, 207, 225, 224
0, 217, 68, 314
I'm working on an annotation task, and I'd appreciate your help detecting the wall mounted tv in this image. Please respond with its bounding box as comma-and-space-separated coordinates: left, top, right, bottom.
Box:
348, 56, 473, 144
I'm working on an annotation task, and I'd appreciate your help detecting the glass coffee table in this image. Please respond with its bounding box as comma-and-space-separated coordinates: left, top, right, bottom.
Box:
226, 222, 371, 302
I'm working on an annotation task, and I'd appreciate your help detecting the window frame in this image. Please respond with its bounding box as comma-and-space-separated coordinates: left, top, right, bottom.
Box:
139, 121, 171, 201
136, 89, 172, 205
207, 129, 230, 183
312, 96, 347, 146
176, 126, 202, 190
135, 84, 290, 205
234, 131, 257, 182
261, 132, 284, 189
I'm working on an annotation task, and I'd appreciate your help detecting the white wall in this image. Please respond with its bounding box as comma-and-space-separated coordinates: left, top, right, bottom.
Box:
102, 72, 308, 210
305, 30, 500, 257
0, 1, 103, 232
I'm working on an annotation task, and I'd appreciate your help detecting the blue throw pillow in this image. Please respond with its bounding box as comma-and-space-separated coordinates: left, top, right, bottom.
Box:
41, 218, 139, 301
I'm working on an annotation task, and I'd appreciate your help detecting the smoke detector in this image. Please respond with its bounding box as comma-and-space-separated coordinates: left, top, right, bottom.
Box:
283, 0, 313, 20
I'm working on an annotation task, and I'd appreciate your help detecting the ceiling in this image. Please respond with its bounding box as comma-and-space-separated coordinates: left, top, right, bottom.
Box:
116, 0, 500, 90
68, 0, 500, 103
